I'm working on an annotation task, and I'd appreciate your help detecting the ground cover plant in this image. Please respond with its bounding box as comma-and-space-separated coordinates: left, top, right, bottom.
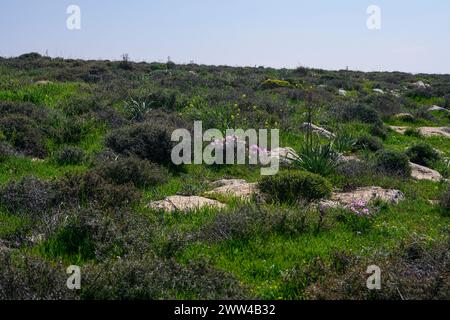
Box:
0, 53, 448, 300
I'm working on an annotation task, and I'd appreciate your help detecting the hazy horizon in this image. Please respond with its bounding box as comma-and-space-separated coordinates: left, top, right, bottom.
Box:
1, 0, 449, 74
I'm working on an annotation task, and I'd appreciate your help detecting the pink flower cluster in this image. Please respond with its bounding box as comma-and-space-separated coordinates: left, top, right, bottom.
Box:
348, 199, 371, 217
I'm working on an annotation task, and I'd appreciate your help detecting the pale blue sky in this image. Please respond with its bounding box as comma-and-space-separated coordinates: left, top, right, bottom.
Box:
1, 0, 449, 73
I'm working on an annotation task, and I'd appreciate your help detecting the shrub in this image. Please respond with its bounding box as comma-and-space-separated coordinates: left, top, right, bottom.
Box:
40, 206, 154, 261
56, 171, 140, 209
337, 103, 382, 126
199, 204, 309, 243
375, 150, 411, 178
96, 157, 169, 188
353, 135, 383, 152
105, 121, 175, 166
0, 115, 47, 157
370, 124, 388, 140
0, 176, 57, 217
305, 241, 450, 300
0, 251, 75, 300
406, 143, 440, 167
56, 117, 90, 144
55, 146, 85, 165
0, 141, 14, 162
81, 257, 250, 300
261, 79, 292, 89
335, 159, 374, 191
439, 187, 450, 216
258, 170, 332, 204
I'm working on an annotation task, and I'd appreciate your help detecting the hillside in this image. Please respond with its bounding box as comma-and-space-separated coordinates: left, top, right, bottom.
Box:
0, 53, 449, 300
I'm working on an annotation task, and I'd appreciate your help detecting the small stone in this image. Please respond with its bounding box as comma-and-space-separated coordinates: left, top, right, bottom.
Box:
147, 196, 225, 212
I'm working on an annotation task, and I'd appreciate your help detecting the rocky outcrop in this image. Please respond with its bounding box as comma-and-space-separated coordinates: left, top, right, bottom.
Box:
389, 126, 450, 138
147, 196, 225, 212
320, 187, 405, 209
410, 162, 442, 182
300, 123, 336, 139
205, 179, 259, 200
428, 105, 449, 113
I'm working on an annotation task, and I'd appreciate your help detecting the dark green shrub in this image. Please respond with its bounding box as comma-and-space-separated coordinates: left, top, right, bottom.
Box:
439, 187, 450, 216
370, 124, 388, 140
0, 141, 14, 162
81, 257, 250, 300
105, 121, 175, 166
406, 143, 440, 167
338, 104, 382, 126
55, 146, 86, 165
0, 251, 75, 300
199, 204, 308, 243
258, 170, 332, 204
96, 157, 169, 188
0, 115, 47, 157
353, 135, 383, 152
56, 118, 90, 144
0, 176, 57, 217
56, 171, 140, 209
375, 150, 411, 178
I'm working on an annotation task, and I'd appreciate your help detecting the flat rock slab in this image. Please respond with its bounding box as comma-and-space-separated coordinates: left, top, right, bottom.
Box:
410, 162, 442, 182
300, 123, 336, 139
389, 126, 450, 138
147, 195, 225, 212
320, 187, 405, 209
269, 147, 299, 164
206, 179, 258, 200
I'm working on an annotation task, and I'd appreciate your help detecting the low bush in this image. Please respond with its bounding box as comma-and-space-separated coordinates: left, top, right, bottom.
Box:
337, 103, 382, 126
375, 150, 411, 178
56, 171, 140, 209
370, 124, 388, 140
39, 206, 154, 261
0, 141, 14, 162
81, 257, 250, 300
55, 146, 86, 165
0, 251, 75, 300
406, 143, 440, 167
96, 157, 169, 188
0, 115, 48, 157
440, 187, 450, 216
353, 135, 383, 152
0, 176, 57, 218
105, 119, 180, 166
305, 241, 450, 300
258, 170, 332, 204
199, 204, 309, 243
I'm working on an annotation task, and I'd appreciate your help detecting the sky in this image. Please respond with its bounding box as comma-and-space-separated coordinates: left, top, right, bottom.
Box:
1, 0, 449, 74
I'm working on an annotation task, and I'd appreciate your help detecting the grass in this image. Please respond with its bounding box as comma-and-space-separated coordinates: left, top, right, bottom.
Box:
178, 199, 448, 299
0, 156, 87, 185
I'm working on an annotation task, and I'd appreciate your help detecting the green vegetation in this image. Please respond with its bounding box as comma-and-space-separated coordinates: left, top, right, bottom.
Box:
0, 53, 448, 300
